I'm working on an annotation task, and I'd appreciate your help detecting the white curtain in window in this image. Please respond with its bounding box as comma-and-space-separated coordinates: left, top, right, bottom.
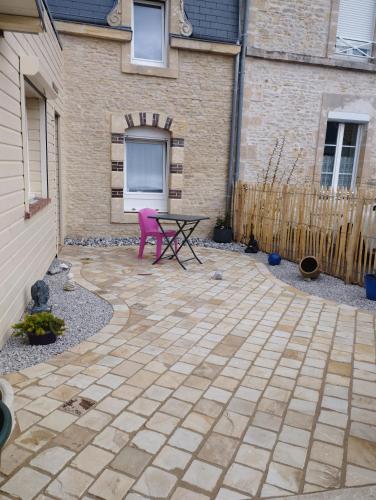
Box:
337, 0, 376, 41
126, 141, 164, 193
134, 3, 163, 61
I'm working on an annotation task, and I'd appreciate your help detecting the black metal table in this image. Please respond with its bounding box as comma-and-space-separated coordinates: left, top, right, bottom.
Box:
148, 213, 210, 270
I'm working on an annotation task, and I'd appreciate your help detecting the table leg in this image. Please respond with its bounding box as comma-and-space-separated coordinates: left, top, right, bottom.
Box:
174, 221, 203, 264
152, 220, 185, 268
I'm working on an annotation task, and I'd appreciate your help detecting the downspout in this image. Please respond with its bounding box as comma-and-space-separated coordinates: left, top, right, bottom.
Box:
234, 0, 250, 183
226, 0, 250, 216
225, 45, 240, 215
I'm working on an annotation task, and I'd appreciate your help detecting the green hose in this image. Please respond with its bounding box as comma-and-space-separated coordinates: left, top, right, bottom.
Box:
0, 400, 12, 449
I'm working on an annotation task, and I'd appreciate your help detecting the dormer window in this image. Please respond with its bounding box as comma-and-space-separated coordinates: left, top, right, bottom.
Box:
132, 1, 167, 67
336, 0, 376, 59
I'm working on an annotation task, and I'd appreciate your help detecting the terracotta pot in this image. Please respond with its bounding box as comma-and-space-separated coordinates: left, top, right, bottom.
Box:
299, 256, 320, 279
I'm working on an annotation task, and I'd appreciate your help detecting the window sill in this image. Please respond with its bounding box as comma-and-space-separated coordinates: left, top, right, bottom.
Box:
121, 45, 179, 79
25, 197, 51, 219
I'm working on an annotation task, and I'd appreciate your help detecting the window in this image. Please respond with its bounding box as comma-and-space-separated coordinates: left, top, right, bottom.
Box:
124, 127, 169, 211
321, 121, 361, 189
24, 79, 48, 201
336, 0, 376, 58
132, 1, 166, 66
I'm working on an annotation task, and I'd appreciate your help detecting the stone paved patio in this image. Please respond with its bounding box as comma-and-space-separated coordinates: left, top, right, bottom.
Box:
1, 245, 376, 499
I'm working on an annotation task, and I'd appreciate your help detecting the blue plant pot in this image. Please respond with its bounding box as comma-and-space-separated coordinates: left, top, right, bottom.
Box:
268, 253, 281, 266
365, 274, 376, 301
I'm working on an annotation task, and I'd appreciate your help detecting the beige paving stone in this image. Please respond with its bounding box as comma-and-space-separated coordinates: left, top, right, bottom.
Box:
266, 462, 302, 493
183, 460, 222, 492
143, 385, 173, 402
213, 410, 248, 438
132, 429, 167, 454
93, 426, 129, 452
310, 441, 343, 468
96, 396, 129, 415
194, 398, 223, 418
89, 468, 134, 499
72, 444, 114, 475
198, 433, 238, 467
153, 445, 191, 472
346, 464, 376, 486
216, 487, 252, 499
0, 444, 32, 475
235, 443, 270, 471
134, 466, 177, 497
146, 411, 180, 435
227, 397, 256, 416
66, 374, 97, 389
314, 423, 345, 446
244, 426, 277, 450
1, 466, 50, 500
52, 423, 96, 452
274, 441, 307, 469
204, 387, 232, 404
279, 425, 310, 447
30, 446, 74, 474
348, 436, 376, 470
171, 487, 210, 500
183, 411, 214, 434
76, 409, 112, 431
47, 384, 81, 401
112, 411, 146, 432
169, 427, 203, 452
111, 446, 152, 477
253, 411, 282, 432
127, 397, 160, 416
161, 398, 192, 418
305, 460, 341, 488
224, 463, 263, 496
174, 386, 203, 404
47, 466, 93, 498
79, 383, 112, 401
15, 425, 56, 452
39, 409, 78, 432
24, 397, 61, 416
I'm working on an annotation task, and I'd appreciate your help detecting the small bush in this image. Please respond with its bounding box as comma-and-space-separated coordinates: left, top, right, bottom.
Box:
12, 312, 65, 337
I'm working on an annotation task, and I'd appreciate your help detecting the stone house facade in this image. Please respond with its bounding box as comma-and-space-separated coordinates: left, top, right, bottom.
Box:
47, 0, 240, 238
241, 0, 376, 189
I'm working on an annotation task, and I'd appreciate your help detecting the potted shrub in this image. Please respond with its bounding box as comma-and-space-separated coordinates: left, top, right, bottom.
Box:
213, 213, 232, 244
365, 273, 376, 301
12, 312, 65, 345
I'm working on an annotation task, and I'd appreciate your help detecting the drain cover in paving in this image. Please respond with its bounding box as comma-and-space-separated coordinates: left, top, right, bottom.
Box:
60, 397, 96, 416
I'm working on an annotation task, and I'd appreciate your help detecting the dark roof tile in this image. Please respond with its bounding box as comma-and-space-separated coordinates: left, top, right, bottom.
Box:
46, 0, 239, 43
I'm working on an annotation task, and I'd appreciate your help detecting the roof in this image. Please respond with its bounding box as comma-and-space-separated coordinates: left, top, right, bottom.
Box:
185, 0, 239, 43
46, 0, 239, 43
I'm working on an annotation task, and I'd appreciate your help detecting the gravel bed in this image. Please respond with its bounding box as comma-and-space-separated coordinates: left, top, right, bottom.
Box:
0, 259, 113, 374
65, 236, 376, 313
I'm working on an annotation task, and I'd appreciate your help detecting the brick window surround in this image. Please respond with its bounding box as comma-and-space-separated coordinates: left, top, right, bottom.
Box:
111, 111, 186, 224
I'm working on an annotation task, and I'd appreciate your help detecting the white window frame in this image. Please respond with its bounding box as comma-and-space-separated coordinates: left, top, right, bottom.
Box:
124, 127, 169, 212
131, 0, 167, 68
24, 78, 48, 202
321, 121, 362, 190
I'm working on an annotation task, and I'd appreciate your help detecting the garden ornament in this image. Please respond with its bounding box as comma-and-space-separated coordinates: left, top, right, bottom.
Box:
31, 280, 51, 313
212, 271, 223, 280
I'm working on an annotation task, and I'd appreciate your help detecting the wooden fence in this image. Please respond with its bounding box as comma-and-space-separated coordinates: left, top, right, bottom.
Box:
233, 182, 376, 285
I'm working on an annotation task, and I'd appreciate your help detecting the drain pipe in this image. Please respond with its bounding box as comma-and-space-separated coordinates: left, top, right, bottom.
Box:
234, 0, 250, 183
226, 0, 250, 216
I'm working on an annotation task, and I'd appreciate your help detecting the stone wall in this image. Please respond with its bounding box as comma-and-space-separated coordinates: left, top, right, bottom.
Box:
248, 0, 333, 57
240, 57, 376, 187
61, 34, 234, 237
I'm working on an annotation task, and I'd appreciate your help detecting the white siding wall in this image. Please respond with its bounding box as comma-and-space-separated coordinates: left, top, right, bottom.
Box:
0, 8, 63, 345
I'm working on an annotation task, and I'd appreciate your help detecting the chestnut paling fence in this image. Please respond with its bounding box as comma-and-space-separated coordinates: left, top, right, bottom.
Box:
233, 182, 376, 285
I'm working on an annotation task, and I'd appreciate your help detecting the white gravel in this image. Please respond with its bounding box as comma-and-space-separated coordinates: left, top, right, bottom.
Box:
0, 259, 113, 374
65, 236, 376, 313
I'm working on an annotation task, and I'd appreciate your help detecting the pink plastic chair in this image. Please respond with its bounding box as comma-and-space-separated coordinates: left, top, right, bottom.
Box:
138, 208, 178, 260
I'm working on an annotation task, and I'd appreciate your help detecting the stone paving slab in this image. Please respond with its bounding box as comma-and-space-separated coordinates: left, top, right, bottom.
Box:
1, 245, 375, 499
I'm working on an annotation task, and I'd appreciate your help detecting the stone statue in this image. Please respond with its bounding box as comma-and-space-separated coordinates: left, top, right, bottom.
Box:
31, 280, 51, 313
